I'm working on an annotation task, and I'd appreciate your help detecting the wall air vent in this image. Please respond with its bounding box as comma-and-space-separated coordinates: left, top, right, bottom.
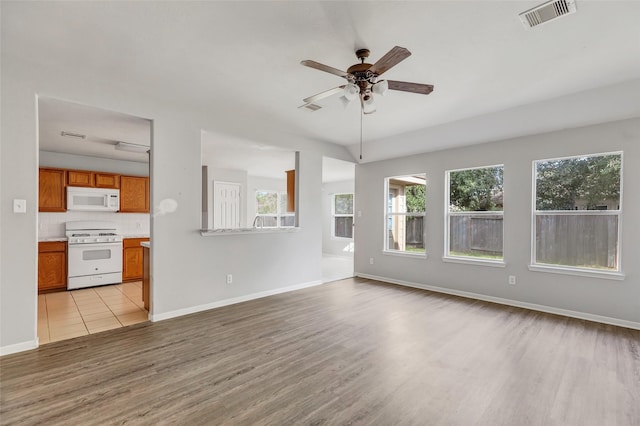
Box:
298, 103, 322, 112
519, 0, 576, 28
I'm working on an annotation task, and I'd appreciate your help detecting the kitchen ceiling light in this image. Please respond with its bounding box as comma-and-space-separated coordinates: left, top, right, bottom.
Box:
114, 141, 149, 153
61, 131, 86, 139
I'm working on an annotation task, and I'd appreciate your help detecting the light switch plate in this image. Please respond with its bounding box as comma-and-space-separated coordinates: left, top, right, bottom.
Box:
13, 199, 27, 213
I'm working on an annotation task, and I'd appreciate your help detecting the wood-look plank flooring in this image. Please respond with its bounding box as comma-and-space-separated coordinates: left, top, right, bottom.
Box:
1, 277, 639, 425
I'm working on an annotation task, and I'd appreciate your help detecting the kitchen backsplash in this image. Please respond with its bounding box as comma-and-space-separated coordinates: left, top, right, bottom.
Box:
39, 212, 150, 238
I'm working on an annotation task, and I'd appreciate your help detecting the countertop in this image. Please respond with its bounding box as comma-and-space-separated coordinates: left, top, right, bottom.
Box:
140, 241, 150, 248
38, 234, 149, 242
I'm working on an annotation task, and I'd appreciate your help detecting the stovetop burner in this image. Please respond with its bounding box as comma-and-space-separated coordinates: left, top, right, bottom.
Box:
65, 221, 122, 245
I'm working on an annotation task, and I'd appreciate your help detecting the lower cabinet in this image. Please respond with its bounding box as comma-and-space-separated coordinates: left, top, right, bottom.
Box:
122, 238, 149, 282
38, 241, 67, 292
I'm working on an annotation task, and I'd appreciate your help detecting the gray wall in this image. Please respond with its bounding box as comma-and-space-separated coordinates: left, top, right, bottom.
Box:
322, 180, 355, 257
355, 118, 640, 325
0, 48, 352, 352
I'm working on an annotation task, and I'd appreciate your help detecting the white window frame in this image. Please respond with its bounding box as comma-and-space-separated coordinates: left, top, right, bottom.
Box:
332, 193, 354, 240
383, 174, 427, 258
443, 164, 505, 267
255, 190, 294, 229
529, 151, 624, 280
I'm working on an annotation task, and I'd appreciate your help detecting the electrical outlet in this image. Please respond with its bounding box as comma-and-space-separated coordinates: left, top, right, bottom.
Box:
369, 257, 374, 265
508, 275, 516, 285
358, 211, 362, 218
226, 274, 233, 284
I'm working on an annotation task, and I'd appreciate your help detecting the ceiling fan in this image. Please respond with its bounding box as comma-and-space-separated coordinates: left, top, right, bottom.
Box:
300, 46, 434, 114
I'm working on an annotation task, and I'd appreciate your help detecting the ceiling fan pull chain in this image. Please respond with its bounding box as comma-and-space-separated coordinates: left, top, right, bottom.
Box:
360, 106, 363, 160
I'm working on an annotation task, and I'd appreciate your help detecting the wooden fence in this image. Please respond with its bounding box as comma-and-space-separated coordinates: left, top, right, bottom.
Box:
536, 214, 618, 269
449, 215, 503, 256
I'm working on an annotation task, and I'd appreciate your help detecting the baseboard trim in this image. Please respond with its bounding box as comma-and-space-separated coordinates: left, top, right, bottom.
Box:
356, 273, 640, 331
0, 339, 39, 357
150, 280, 324, 322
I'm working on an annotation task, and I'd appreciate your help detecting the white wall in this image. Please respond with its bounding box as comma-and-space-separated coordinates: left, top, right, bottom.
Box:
0, 48, 353, 353
355, 118, 640, 327
40, 151, 149, 177
322, 180, 355, 257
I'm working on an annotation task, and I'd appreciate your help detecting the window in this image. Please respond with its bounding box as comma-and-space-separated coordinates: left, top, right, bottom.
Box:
385, 175, 426, 255
255, 190, 294, 228
445, 165, 504, 263
333, 193, 354, 239
532, 152, 622, 274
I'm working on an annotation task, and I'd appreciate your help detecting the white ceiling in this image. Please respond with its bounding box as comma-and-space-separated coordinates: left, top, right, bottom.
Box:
38, 97, 151, 163
5, 1, 640, 163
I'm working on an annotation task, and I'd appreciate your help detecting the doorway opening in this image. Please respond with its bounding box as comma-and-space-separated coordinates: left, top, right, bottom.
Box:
322, 157, 356, 283
37, 97, 152, 344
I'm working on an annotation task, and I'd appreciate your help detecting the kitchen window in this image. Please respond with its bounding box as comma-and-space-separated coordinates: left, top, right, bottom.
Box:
333, 193, 354, 239
531, 152, 623, 278
384, 174, 426, 256
255, 190, 294, 228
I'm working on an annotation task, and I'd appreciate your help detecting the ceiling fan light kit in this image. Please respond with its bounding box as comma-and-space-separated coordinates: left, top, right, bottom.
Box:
300, 45, 433, 112
300, 45, 434, 159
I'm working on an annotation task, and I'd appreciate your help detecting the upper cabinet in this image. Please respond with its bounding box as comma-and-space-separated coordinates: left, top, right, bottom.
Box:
67, 170, 120, 189
286, 169, 295, 212
67, 170, 93, 187
94, 172, 120, 189
120, 175, 150, 213
39, 167, 144, 212
39, 168, 66, 212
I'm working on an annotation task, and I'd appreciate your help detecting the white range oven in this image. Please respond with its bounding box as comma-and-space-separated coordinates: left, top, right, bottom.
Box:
66, 221, 123, 290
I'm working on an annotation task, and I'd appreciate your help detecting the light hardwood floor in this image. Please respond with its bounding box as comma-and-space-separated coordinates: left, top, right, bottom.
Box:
2, 277, 639, 425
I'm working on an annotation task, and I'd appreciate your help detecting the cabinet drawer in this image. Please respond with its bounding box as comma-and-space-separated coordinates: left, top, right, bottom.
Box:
123, 238, 149, 249
38, 241, 67, 253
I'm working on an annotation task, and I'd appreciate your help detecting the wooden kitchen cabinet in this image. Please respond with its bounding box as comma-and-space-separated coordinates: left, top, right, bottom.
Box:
120, 176, 149, 213
38, 241, 67, 292
67, 170, 94, 187
68, 170, 120, 189
94, 172, 120, 189
39, 168, 66, 212
286, 169, 295, 212
122, 238, 149, 282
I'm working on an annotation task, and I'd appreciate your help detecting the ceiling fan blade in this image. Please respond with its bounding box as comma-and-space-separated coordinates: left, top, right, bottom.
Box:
387, 80, 434, 95
300, 60, 351, 79
302, 86, 346, 104
369, 46, 411, 76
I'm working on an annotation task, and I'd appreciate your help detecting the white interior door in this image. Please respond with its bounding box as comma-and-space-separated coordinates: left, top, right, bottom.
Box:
213, 182, 241, 229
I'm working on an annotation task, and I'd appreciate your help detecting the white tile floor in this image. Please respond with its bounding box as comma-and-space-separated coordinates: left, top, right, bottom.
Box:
38, 281, 148, 345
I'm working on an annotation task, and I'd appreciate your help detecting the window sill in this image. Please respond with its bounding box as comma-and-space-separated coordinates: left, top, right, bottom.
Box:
528, 264, 625, 281
383, 250, 427, 259
442, 256, 506, 268
201, 227, 300, 236
331, 236, 353, 241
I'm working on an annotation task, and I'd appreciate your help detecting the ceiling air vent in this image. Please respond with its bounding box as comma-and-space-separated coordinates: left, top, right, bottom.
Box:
298, 103, 322, 112
519, 0, 576, 28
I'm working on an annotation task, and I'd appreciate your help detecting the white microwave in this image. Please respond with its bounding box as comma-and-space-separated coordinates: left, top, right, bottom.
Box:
67, 187, 120, 212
